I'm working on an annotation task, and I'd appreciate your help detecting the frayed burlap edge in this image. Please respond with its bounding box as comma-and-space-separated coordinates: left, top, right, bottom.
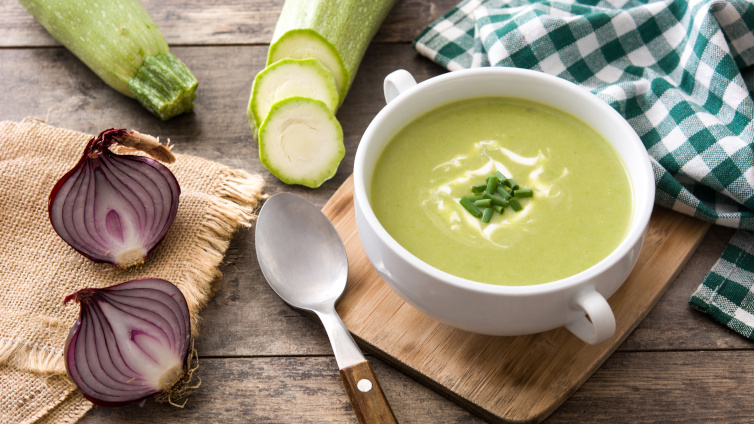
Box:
178, 170, 267, 337
0, 338, 66, 379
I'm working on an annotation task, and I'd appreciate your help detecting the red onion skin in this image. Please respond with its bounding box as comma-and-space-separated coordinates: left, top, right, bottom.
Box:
48, 129, 180, 268
63, 278, 191, 407
49, 135, 96, 214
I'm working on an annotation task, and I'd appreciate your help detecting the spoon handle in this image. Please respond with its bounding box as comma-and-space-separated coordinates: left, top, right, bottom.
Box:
340, 361, 398, 424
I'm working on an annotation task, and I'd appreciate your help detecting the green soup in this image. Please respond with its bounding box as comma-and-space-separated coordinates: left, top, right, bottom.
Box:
370, 98, 633, 286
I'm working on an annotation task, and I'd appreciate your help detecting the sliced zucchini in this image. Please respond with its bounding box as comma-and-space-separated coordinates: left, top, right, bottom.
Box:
267, 29, 348, 103
248, 58, 339, 138
267, 0, 397, 104
258, 97, 344, 188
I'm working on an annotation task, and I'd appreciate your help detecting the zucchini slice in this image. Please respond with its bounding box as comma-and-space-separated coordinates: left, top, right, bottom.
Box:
248, 58, 339, 138
267, 30, 348, 103
258, 97, 344, 188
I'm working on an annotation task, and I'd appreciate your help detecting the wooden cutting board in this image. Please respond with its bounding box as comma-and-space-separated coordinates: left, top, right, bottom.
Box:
323, 175, 710, 424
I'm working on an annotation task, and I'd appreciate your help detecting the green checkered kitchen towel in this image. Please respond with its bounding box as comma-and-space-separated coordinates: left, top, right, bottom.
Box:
414, 0, 754, 339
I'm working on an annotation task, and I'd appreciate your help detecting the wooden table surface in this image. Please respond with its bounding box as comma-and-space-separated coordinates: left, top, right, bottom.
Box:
3, 1, 754, 423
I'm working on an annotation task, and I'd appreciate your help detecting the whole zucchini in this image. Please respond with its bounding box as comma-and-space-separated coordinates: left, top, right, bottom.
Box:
20, 0, 198, 120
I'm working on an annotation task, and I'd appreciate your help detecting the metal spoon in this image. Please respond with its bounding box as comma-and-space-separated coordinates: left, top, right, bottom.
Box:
255, 192, 397, 424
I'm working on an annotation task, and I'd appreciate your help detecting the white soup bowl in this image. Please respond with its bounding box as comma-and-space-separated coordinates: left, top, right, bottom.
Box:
353, 68, 654, 344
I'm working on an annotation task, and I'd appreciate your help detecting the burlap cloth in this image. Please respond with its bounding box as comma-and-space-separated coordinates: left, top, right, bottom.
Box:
0, 120, 265, 423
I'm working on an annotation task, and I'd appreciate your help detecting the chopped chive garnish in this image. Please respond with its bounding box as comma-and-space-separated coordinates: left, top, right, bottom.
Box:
483, 193, 508, 207
513, 188, 533, 198
459, 197, 483, 218
508, 197, 522, 211
496, 186, 512, 200
481, 207, 494, 223
459, 172, 532, 221
471, 184, 487, 194
484, 176, 499, 195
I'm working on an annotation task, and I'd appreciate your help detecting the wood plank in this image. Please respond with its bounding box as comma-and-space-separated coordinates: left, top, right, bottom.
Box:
323, 176, 711, 423
79, 356, 486, 424
0, 0, 458, 47
77, 351, 754, 423
549, 350, 754, 423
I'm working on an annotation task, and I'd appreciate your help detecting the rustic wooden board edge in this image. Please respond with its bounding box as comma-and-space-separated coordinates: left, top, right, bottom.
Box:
527, 211, 712, 423
324, 175, 712, 424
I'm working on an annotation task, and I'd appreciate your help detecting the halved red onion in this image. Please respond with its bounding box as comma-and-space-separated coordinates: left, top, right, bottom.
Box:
64, 278, 192, 407
49, 129, 180, 268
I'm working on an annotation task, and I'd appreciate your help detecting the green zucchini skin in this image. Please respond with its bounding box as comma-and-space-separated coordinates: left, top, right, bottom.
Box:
20, 0, 197, 120
128, 53, 198, 120
268, 0, 397, 100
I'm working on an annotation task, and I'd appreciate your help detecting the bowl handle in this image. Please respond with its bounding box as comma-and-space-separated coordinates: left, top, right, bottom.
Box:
565, 288, 616, 344
384, 70, 417, 104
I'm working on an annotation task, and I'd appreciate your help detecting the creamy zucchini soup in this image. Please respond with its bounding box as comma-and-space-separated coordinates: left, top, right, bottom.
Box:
370, 97, 633, 286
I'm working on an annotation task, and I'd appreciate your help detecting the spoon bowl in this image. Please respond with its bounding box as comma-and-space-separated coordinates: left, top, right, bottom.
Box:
255, 192, 347, 311
255, 192, 397, 424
